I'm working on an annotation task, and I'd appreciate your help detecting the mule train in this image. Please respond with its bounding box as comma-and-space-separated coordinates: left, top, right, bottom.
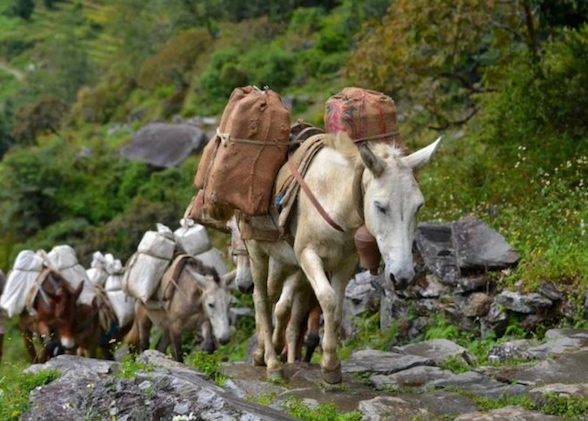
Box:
0, 232, 235, 364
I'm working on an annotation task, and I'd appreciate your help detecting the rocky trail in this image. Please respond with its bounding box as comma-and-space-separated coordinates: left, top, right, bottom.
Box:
22, 327, 588, 421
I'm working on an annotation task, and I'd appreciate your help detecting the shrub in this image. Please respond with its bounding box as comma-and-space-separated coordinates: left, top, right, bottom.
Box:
10, 95, 68, 145
240, 45, 295, 90
137, 28, 211, 91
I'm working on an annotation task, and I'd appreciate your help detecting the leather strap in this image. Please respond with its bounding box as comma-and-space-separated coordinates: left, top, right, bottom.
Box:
287, 157, 345, 232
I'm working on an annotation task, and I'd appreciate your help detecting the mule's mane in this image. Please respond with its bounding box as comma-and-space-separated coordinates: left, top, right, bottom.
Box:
189, 257, 221, 284
322, 132, 408, 164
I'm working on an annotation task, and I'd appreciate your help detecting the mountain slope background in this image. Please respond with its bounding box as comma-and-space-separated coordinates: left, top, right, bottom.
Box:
1, 0, 588, 347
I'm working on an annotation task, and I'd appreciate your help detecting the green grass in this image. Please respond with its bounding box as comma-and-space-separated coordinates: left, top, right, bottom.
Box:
0, 363, 60, 420
185, 350, 227, 386
283, 398, 363, 421
114, 353, 154, 379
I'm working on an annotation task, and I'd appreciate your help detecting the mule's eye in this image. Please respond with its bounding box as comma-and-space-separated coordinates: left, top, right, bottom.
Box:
208, 303, 215, 309
375, 202, 387, 215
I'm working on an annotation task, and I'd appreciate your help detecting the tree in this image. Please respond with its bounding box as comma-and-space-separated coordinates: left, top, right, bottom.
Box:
8, 0, 35, 21
11, 95, 68, 146
0, 101, 15, 159
344, 0, 539, 131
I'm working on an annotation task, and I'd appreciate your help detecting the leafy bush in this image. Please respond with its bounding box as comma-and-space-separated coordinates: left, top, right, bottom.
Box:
68, 65, 137, 125
288, 7, 325, 37
10, 95, 68, 145
5, 0, 35, 21
137, 28, 211, 90
240, 44, 295, 90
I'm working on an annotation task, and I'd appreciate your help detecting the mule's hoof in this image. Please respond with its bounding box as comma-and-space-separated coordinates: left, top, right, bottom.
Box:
321, 363, 342, 384
252, 350, 266, 366
267, 367, 284, 382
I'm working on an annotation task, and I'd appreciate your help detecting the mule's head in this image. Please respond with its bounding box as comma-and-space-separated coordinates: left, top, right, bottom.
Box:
187, 267, 233, 345
227, 216, 254, 294
360, 137, 441, 290
48, 281, 83, 351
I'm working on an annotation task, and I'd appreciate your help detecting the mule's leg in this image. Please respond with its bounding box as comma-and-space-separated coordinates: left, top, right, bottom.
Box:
200, 320, 216, 354
285, 286, 309, 363
298, 248, 342, 384
272, 272, 297, 359
35, 320, 54, 363
168, 325, 185, 363
155, 330, 171, 353
18, 313, 37, 363
136, 306, 154, 353
331, 262, 356, 344
304, 295, 322, 363
249, 244, 282, 378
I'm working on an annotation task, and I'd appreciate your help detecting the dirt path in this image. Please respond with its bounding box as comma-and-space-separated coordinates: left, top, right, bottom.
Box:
0, 58, 24, 81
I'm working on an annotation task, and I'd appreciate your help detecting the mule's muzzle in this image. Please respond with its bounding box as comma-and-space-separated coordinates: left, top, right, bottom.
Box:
218, 335, 231, 345
238, 283, 254, 294
390, 270, 415, 291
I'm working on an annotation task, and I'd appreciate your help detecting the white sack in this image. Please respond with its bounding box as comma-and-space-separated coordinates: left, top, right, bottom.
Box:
123, 253, 171, 303
174, 218, 211, 255
87, 252, 108, 286
105, 274, 123, 292
14, 250, 45, 272
104, 253, 123, 275
1, 250, 44, 317
46, 245, 95, 305
0, 251, 44, 318
195, 247, 228, 277
106, 290, 135, 327
137, 231, 175, 260
87, 267, 108, 287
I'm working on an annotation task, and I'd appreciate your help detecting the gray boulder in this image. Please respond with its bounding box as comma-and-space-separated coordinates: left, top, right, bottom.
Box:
120, 122, 208, 168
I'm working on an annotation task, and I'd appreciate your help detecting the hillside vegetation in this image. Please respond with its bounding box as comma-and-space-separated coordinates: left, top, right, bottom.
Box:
1, 0, 588, 336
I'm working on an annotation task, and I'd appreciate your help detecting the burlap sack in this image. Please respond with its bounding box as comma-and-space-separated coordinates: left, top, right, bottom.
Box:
192, 86, 291, 217
324, 87, 402, 144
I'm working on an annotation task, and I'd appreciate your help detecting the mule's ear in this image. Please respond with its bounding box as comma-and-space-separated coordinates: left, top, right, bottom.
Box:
221, 269, 237, 288
185, 267, 215, 289
359, 144, 386, 177
401, 136, 442, 170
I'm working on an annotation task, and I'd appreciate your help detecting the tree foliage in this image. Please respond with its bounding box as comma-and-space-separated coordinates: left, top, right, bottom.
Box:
10, 95, 68, 145
344, 0, 535, 130
137, 28, 212, 90
6, 0, 35, 20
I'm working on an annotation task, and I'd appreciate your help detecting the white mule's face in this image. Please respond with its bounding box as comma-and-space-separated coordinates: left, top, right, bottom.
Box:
361, 137, 441, 290
203, 283, 232, 345
364, 164, 423, 289
228, 217, 254, 294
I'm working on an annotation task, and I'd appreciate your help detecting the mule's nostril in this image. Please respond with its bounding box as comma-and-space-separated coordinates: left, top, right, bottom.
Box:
219, 336, 230, 345
238, 283, 254, 294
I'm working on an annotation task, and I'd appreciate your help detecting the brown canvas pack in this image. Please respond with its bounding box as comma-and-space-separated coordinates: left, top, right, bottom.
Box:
193, 86, 291, 217
324, 87, 402, 145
